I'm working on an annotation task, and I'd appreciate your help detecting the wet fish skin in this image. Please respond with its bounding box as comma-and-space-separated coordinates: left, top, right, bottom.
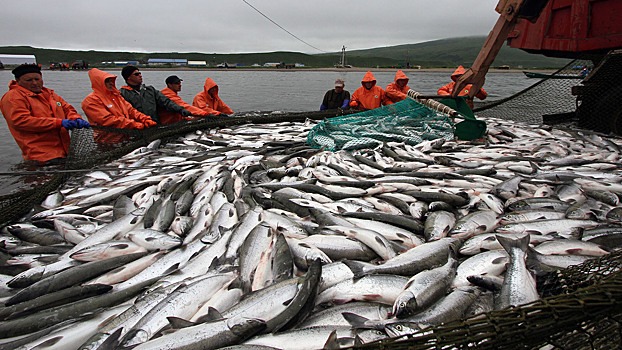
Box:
385, 286, 480, 337
0, 277, 157, 339
70, 240, 148, 261
424, 211, 456, 242
121, 272, 238, 347
449, 210, 499, 239
495, 234, 538, 310
127, 229, 182, 251
133, 317, 267, 350
5, 252, 147, 306
392, 254, 457, 318
6, 225, 67, 246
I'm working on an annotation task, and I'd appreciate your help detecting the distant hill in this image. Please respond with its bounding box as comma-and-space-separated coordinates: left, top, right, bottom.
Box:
0, 36, 570, 69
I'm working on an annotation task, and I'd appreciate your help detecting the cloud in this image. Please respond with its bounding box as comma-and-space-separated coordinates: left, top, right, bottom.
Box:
0, 0, 499, 53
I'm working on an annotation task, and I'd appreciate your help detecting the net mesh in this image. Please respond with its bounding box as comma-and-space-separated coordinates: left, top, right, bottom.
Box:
474, 59, 592, 125
307, 99, 456, 151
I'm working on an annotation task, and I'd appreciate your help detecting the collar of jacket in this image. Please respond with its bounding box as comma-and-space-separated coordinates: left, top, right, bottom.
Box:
121, 84, 143, 92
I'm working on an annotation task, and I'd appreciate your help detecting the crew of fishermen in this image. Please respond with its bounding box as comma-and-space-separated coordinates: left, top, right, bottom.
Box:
1, 63, 486, 164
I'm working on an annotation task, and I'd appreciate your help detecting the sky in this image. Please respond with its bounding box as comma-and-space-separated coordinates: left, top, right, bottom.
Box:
1, 0, 500, 54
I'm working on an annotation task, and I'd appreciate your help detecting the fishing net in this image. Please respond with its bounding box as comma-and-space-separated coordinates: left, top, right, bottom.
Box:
473, 59, 589, 126
357, 250, 622, 350
1, 61, 622, 349
306, 99, 455, 151
0, 110, 340, 227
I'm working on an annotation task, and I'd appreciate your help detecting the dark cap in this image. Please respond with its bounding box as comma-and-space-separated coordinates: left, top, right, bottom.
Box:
165, 75, 182, 85
121, 65, 139, 81
12, 64, 42, 80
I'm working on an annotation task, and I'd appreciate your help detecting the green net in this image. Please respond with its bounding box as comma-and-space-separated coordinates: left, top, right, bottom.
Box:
306, 99, 456, 151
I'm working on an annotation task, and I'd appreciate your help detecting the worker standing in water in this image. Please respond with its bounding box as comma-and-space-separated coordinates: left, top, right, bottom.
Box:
437, 65, 488, 109
0, 64, 90, 164
193, 77, 234, 116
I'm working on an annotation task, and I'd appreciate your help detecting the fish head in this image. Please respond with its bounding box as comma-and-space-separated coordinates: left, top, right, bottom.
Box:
391, 291, 417, 318
385, 322, 420, 338
228, 317, 266, 337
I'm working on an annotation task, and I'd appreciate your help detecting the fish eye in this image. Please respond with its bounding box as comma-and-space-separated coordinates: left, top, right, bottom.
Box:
396, 325, 403, 331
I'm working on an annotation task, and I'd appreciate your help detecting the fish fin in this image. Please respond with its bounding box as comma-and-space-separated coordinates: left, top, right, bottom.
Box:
98, 327, 124, 350
32, 336, 63, 347
341, 260, 368, 279
167, 316, 197, 329
353, 334, 364, 347
323, 330, 340, 350
194, 307, 224, 324
342, 312, 371, 328
162, 263, 180, 277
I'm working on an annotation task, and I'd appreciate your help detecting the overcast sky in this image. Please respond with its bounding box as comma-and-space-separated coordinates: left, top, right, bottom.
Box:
1, 0, 500, 54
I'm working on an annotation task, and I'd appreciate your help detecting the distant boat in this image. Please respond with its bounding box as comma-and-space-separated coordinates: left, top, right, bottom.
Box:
523, 71, 583, 79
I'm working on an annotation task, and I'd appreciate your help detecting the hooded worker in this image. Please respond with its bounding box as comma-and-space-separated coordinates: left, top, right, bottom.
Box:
192, 78, 234, 116
437, 65, 488, 109
160, 75, 211, 125
0, 64, 89, 163
82, 69, 156, 142
349, 71, 391, 110
385, 70, 411, 103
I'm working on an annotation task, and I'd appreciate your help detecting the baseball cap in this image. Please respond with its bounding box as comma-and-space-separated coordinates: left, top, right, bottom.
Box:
334, 79, 345, 87
165, 75, 183, 84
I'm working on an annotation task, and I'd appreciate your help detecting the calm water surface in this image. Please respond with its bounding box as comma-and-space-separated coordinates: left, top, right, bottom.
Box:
0, 69, 536, 177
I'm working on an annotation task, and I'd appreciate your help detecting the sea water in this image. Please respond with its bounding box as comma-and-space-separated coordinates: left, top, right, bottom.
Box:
0, 69, 535, 176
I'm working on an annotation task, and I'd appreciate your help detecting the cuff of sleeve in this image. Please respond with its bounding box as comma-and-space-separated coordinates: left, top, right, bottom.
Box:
56, 119, 63, 128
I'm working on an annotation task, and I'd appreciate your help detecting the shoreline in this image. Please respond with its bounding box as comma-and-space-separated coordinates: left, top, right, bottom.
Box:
54, 67, 556, 74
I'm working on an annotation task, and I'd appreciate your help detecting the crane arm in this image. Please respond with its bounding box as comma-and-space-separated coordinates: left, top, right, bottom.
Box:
453, 0, 550, 98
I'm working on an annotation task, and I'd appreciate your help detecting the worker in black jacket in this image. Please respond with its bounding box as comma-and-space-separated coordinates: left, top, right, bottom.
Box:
119, 65, 192, 124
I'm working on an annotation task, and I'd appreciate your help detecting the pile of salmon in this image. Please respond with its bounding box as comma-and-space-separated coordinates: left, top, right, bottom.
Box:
1, 116, 621, 350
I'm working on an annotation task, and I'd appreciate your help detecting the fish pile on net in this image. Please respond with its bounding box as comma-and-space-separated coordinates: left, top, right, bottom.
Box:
1, 114, 622, 349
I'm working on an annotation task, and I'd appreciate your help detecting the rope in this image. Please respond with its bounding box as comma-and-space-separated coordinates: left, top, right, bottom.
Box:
407, 89, 458, 116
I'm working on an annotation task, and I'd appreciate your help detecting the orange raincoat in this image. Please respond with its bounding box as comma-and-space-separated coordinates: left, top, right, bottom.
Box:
0, 81, 83, 162
81, 69, 153, 143
160, 87, 210, 125
192, 78, 233, 116
437, 66, 488, 108
385, 70, 411, 103
349, 71, 391, 110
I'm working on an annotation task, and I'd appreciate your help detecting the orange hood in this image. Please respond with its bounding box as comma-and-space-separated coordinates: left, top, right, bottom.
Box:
361, 71, 377, 88
203, 78, 218, 95
393, 70, 409, 83
451, 65, 466, 82
88, 68, 120, 97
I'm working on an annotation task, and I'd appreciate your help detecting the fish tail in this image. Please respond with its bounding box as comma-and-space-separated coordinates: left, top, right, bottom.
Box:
496, 233, 530, 254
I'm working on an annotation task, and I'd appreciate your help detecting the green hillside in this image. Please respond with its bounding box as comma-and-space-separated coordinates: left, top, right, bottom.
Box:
0, 36, 570, 69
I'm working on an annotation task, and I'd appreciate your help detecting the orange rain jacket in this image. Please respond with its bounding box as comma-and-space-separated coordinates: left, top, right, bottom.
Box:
192, 78, 234, 116
0, 80, 83, 162
437, 65, 488, 108
160, 87, 210, 125
81, 69, 153, 143
349, 71, 391, 110
385, 70, 411, 103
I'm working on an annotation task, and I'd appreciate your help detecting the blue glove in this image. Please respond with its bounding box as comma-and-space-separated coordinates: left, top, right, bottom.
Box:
74, 119, 91, 129
61, 119, 77, 130
341, 100, 350, 109
181, 109, 193, 117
